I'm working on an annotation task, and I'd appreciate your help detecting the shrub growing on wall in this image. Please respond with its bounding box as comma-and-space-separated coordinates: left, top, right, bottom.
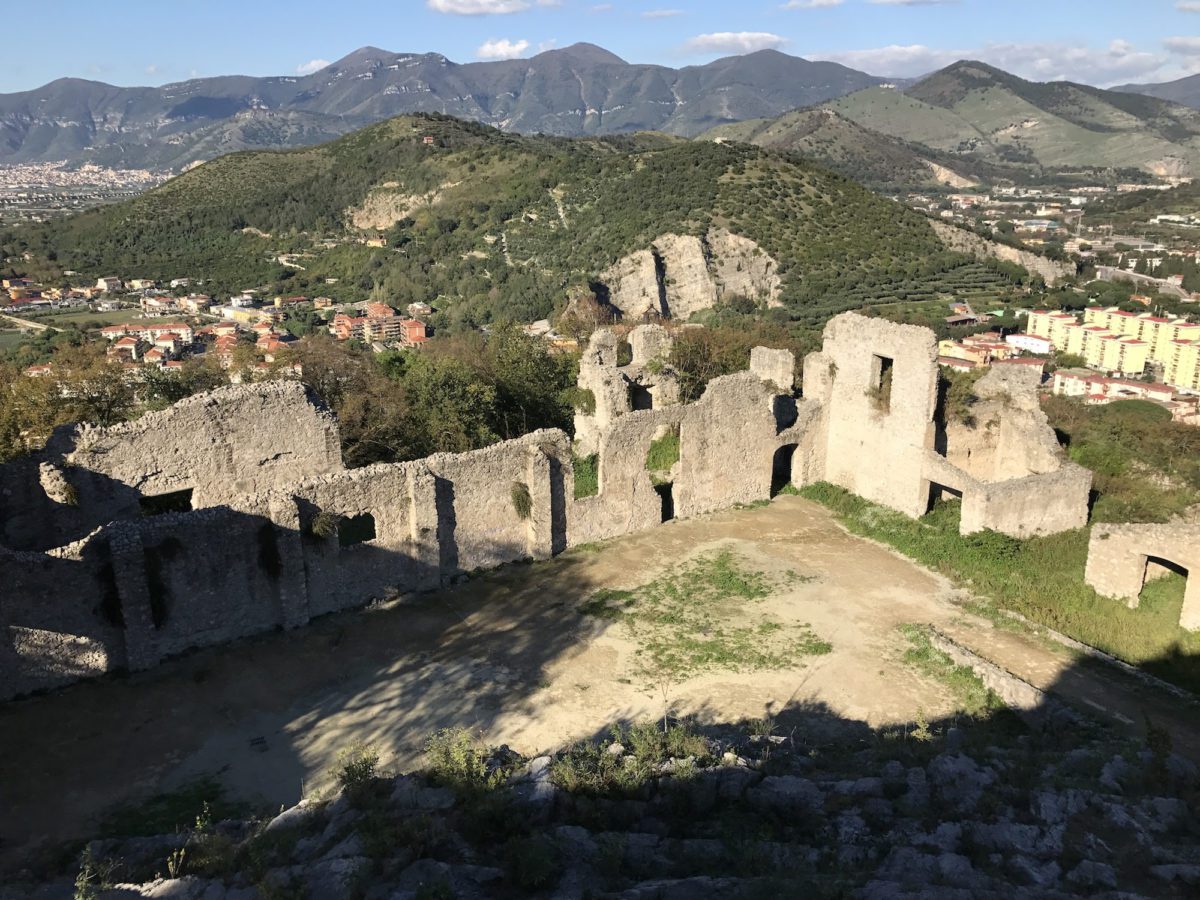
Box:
573, 454, 599, 499
511, 481, 533, 520
646, 428, 680, 477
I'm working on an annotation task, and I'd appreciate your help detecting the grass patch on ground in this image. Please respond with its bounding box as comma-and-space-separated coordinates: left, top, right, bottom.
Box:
580, 550, 830, 681
28, 308, 149, 330
98, 778, 249, 839
800, 482, 1200, 693
899, 624, 1005, 717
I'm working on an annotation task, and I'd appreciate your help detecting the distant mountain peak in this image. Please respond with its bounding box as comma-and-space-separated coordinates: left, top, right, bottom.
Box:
538, 43, 627, 66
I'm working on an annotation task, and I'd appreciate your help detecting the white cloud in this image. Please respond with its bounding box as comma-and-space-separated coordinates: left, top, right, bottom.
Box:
1165, 36, 1200, 55
682, 32, 790, 56
429, 0, 528, 12
144, 64, 159, 76
642, 8, 684, 17
476, 38, 531, 59
1176, 1, 1200, 11
783, 0, 844, 8
590, 3, 613, 10
296, 59, 331, 75
427, 0, 557, 12
818, 39, 1169, 86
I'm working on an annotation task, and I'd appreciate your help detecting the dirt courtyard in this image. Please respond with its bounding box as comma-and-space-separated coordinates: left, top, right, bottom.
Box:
0, 496, 1056, 871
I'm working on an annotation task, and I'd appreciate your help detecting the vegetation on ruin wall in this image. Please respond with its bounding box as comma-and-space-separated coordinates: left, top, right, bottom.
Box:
2, 113, 963, 331
572, 453, 599, 499
645, 428, 681, 478
1044, 396, 1200, 524
799, 484, 1200, 693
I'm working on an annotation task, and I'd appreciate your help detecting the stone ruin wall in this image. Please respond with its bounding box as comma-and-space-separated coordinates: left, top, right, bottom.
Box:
804, 315, 942, 520
1085, 522, 1200, 631
929, 220, 1077, 286
1, 315, 1093, 700
0, 381, 342, 554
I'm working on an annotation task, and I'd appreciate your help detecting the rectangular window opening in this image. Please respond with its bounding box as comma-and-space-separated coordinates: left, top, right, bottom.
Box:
338, 513, 377, 548
870, 354, 894, 414
139, 488, 194, 517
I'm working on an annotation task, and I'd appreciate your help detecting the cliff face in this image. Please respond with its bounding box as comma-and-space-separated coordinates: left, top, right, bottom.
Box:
596, 229, 781, 320
929, 220, 1076, 286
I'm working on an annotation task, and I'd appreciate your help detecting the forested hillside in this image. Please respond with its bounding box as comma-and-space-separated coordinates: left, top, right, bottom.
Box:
5, 113, 1002, 329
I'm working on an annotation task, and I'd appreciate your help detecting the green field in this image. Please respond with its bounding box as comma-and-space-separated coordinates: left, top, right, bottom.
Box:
26, 308, 149, 330
0, 330, 28, 351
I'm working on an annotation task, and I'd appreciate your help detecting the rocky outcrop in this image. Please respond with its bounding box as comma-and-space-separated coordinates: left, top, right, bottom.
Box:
596, 229, 781, 320
598, 249, 661, 320
655, 234, 718, 319
930, 220, 1076, 286
29, 709, 1198, 900
347, 180, 458, 230
708, 227, 782, 306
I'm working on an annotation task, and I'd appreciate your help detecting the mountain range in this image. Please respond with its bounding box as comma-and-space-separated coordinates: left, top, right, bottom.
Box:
8, 113, 1020, 329
1115, 72, 1200, 110
0, 44, 883, 170
2, 46, 1197, 184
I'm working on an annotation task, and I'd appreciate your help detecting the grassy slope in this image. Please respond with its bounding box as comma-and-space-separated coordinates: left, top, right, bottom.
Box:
828, 88, 983, 153
11, 113, 960, 326
830, 67, 1200, 175
801, 484, 1200, 694
698, 108, 949, 188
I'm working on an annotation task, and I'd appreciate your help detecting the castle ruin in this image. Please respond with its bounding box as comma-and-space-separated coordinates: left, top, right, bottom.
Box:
0, 313, 1092, 700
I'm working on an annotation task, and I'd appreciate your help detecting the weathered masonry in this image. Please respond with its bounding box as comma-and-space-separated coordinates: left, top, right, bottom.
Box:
0, 314, 1091, 700
1085, 522, 1200, 631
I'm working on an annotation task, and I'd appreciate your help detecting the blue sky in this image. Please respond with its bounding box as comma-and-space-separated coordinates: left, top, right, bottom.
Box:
1, 0, 1198, 93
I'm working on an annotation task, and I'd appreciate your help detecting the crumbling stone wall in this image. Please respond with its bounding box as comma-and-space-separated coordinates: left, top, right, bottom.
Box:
1, 315, 1095, 701
805, 314, 941, 519
810, 314, 1090, 537
0, 381, 343, 553
573, 326, 681, 457
1086, 523, 1200, 631
0, 535, 126, 698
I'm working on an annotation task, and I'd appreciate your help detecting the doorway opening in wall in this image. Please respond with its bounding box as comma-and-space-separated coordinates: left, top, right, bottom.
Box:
925, 482, 963, 514
139, 488, 194, 517
629, 383, 654, 411
771, 444, 798, 497
655, 483, 675, 522
869, 354, 894, 414
1139, 555, 1189, 609
338, 513, 377, 548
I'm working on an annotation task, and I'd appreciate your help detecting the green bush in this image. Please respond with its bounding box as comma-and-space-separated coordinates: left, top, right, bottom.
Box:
335, 744, 380, 802
573, 453, 599, 499
424, 728, 492, 791
646, 428, 680, 475
511, 481, 532, 520
503, 835, 562, 890
310, 510, 341, 540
